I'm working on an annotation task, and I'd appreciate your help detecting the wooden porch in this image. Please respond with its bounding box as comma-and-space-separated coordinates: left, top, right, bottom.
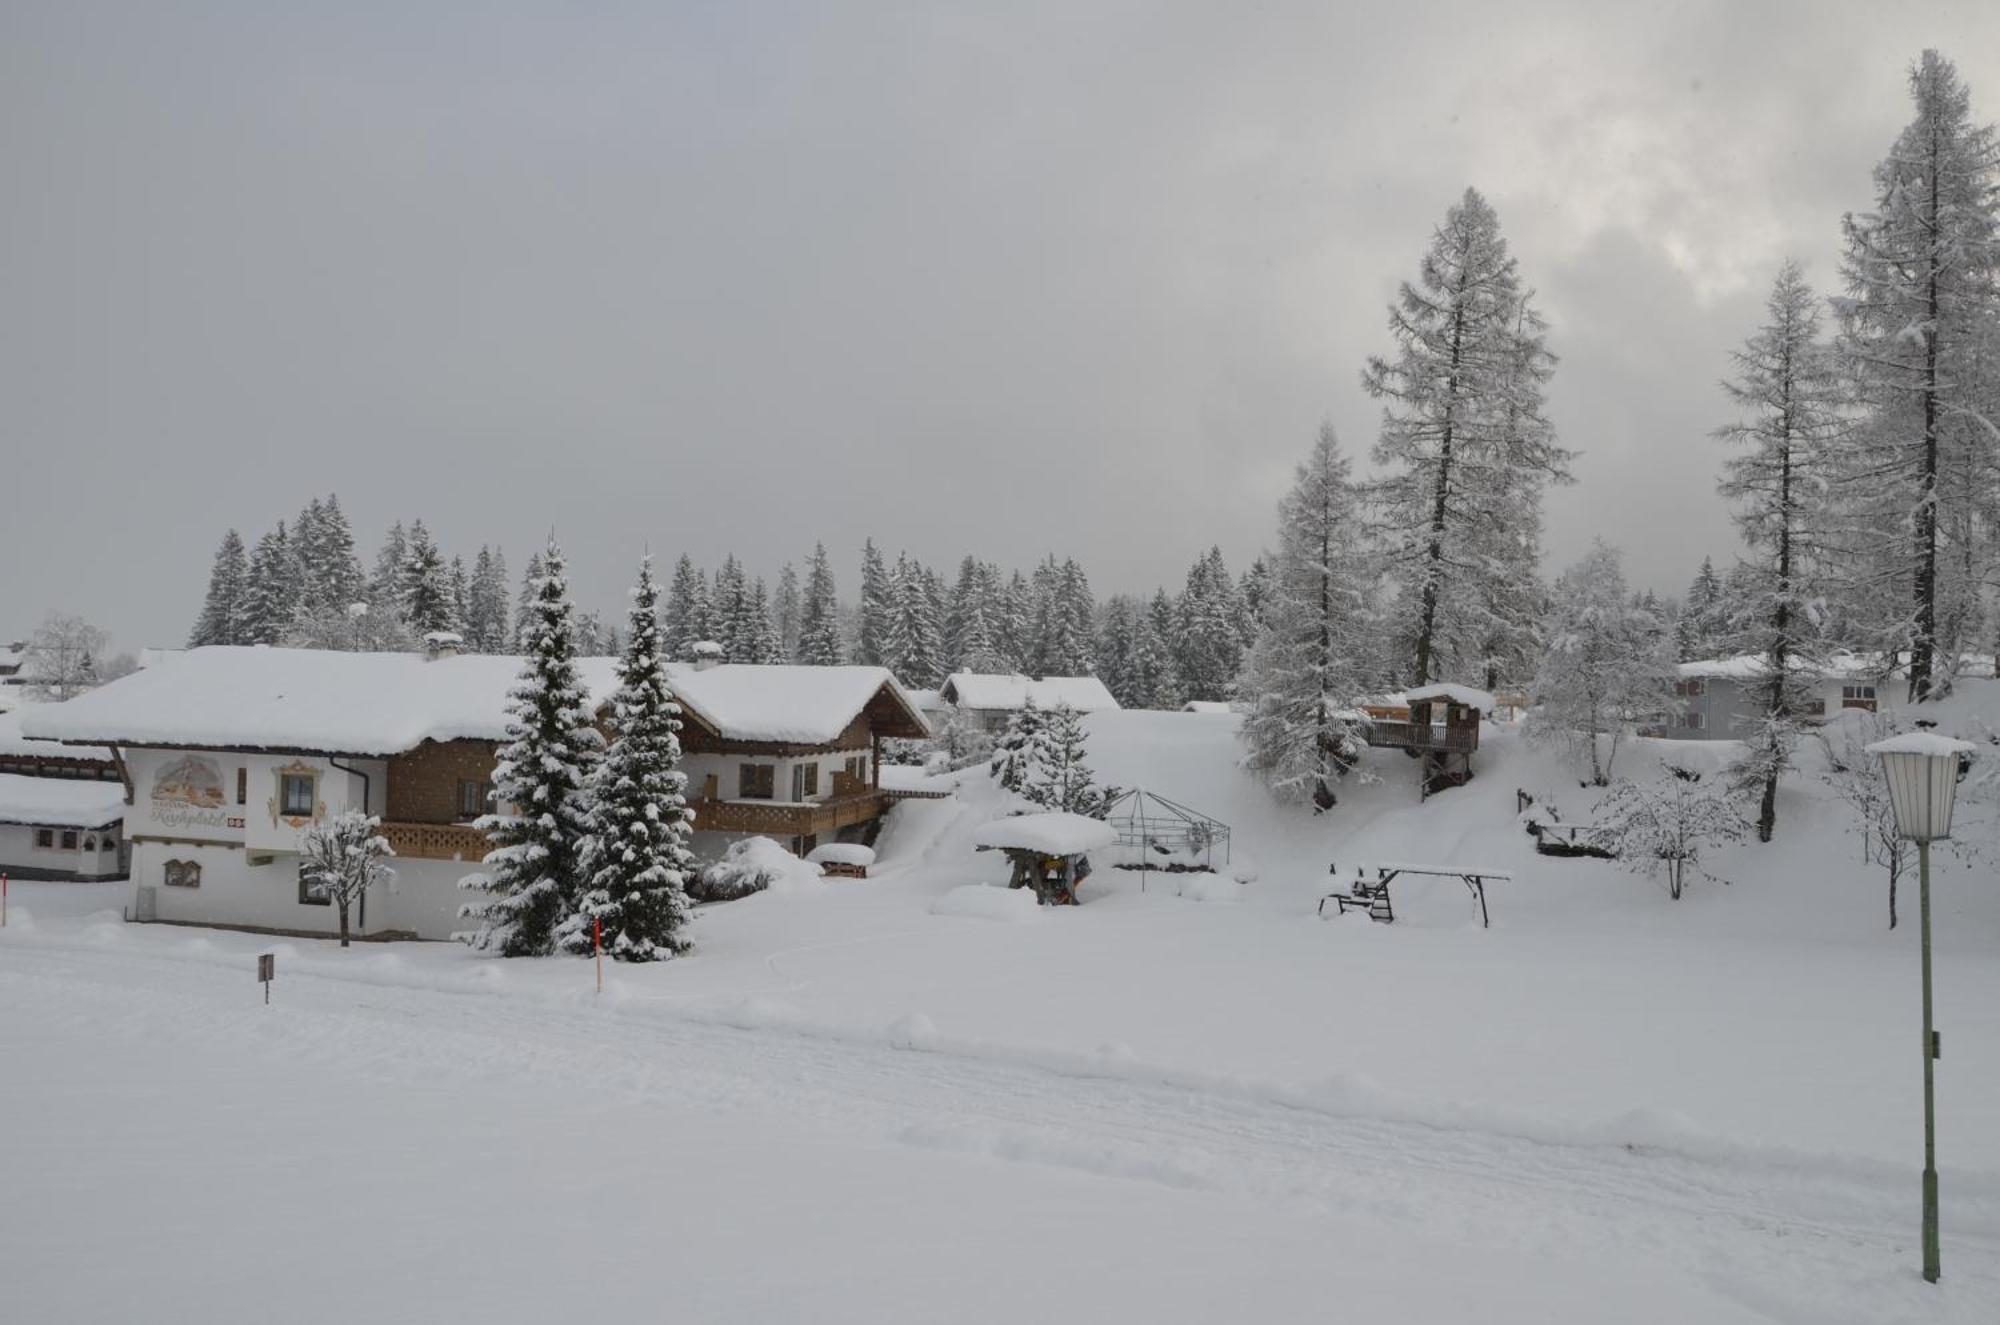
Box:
377, 821, 489, 862
685, 789, 893, 837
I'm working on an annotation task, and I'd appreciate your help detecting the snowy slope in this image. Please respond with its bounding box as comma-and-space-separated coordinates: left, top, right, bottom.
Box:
6, 694, 2000, 1320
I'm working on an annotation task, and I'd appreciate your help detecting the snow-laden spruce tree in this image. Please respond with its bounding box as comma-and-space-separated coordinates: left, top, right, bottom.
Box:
459, 539, 603, 956
1599, 765, 1746, 901
1174, 548, 1244, 702
398, 520, 457, 635
1028, 702, 1114, 816
189, 529, 251, 647
1363, 187, 1570, 686
1240, 424, 1373, 811
1837, 50, 2000, 701
989, 698, 1042, 795
796, 542, 845, 665
1526, 542, 1672, 785
1675, 558, 1728, 662
739, 576, 784, 664
297, 811, 395, 948
855, 539, 892, 667
1716, 261, 1845, 841
773, 563, 802, 662
710, 555, 748, 660
557, 556, 695, 961
663, 554, 712, 660
241, 521, 302, 646
464, 546, 511, 653
885, 552, 945, 686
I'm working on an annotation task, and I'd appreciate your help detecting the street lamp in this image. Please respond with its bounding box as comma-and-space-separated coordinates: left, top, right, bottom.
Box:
1865, 729, 1975, 1285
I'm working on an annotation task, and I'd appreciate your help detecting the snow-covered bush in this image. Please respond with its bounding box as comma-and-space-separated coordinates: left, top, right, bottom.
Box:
1597, 765, 1745, 900
689, 837, 824, 904
297, 811, 396, 948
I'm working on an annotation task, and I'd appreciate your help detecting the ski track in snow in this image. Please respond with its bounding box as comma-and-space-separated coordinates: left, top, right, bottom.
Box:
7, 935, 1995, 1325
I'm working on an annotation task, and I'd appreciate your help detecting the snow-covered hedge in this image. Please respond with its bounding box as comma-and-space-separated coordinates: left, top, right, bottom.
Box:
689, 837, 824, 903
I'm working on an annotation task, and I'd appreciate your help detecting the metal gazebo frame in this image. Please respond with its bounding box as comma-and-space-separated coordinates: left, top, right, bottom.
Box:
1100, 787, 1232, 882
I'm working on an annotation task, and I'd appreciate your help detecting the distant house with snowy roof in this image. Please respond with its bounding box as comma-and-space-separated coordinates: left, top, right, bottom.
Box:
937, 672, 1120, 732
22, 646, 929, 941
0, 708, 126, 881
0, 640, 26, 687
1664, 653, 1882, 740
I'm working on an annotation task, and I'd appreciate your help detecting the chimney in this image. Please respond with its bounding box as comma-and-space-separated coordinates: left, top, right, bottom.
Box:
423, 631, 465, 662
691, 640, 724, 671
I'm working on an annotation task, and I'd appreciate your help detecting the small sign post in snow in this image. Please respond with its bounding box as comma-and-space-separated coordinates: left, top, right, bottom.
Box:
594, 916, 603, 996
257, 952, 275, 1004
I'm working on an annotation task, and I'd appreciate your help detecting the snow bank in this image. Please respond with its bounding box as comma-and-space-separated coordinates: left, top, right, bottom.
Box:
1174, 872, 1241, 903
932, 884, 1042, 922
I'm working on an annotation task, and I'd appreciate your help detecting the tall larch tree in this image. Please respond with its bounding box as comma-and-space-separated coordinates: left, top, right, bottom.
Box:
1362, 186, 1568, 687
1838, 49, 2000, 700
1718, 261, 1845, 841
558, 555, 695, 960
459, 538, 603, 956
1240, 425, 1373, 810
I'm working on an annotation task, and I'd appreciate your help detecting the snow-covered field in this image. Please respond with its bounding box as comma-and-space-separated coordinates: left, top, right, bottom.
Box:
6, 706, 1999, 1322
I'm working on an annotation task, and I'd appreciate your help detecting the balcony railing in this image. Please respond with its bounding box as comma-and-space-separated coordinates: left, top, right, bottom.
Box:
1362, 721, 1479, 754
378, 821, 489, 862
686, 790, 892, 837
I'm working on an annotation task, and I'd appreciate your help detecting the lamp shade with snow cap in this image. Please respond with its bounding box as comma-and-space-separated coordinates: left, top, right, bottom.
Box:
1865, 732, 1977, 843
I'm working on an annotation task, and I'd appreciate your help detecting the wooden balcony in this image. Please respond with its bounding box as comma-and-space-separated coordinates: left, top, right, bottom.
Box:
1362, 721, 1479, 754
378, 821, 490, 862
686, 790, 893, 837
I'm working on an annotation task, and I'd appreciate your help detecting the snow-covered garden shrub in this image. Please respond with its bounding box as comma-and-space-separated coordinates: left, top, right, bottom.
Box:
1598, 765, 1745, 900
689, 837, 824, 904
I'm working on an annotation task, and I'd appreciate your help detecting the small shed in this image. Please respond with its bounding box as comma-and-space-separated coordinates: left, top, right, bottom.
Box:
971, 812, 1118, 906
1362, 683, 1493, 797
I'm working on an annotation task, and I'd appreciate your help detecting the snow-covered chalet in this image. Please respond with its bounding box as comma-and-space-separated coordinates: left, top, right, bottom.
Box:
936, 671, 1120, 732
0, 708, 127, 882
21, 644, 929, 941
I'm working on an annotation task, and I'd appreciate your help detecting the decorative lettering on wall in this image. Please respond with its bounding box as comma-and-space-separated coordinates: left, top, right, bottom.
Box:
150, 755, 231, 832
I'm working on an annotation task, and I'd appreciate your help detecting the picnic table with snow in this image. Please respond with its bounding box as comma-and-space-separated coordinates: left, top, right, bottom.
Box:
1319, 861, 1509, 928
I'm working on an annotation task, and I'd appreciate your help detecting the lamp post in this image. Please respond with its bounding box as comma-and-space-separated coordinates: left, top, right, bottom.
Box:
1865, 730, 1975, 1285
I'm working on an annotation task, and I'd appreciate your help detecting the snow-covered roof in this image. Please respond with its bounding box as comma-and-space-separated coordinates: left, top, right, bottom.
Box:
0, 772, 124, 829
972, 812, 1119, 855
1405, 683, 1496, 711
21, 647, 926, 755
0, 709, 114, 765
1679, 652, 1885, 682
135, 647, 185, 670
0, 642, 24, 670
1182, 701, 1234, 715
666, 663, 929, 745
940, 672, 1120, 714
1865, 732, 1977, 757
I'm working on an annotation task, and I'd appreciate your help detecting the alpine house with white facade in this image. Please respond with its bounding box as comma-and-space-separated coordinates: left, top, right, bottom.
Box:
22, 646, 928, 941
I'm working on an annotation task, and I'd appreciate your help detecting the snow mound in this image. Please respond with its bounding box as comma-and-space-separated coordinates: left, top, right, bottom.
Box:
693, 837, 824, 902
887, 1013, 939, 1049
1175, 872, 1241, 903
807, 843, 876, 868
971, 812, 1118, 856
932, 884, 1042, 923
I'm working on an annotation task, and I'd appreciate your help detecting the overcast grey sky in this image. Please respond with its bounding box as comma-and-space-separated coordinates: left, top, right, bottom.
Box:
6, 1, 2000, 648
